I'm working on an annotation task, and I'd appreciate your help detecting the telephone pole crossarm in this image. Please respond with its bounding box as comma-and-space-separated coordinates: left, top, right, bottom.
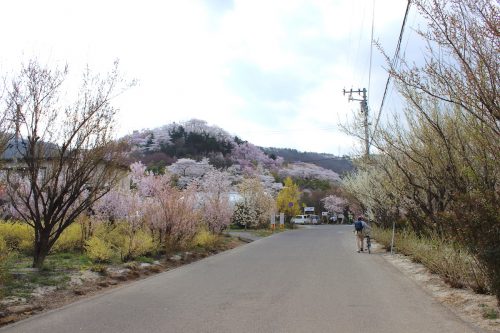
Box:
343, 88, 370, 156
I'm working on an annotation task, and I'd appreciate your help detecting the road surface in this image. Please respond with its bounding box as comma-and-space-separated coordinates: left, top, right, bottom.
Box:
1, 225, 482, 333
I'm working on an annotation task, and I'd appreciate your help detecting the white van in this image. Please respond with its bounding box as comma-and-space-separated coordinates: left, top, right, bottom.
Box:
291, 215, 310, 224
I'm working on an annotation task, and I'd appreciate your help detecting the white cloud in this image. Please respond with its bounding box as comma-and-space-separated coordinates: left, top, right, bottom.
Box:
0, 0, 419, 155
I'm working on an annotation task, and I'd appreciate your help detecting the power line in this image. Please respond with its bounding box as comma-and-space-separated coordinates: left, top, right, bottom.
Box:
355, 1, 368, 83
342, 1, 374, 158
237, 126, 339, 134
347, 0, 357, 83
275, 155, 352, 163
370, 0, 411, 145
367, 0, 376, 103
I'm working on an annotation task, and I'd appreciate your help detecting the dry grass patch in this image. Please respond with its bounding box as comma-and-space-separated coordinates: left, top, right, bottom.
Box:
372, 227, 490, 294
384, 252, 500, 331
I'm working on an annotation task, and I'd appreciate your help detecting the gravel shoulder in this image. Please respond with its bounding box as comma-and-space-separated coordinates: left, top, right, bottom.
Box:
372, 242, 500, 332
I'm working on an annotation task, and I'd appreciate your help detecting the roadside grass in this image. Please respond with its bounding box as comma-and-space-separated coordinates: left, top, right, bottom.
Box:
1, 232, 244, 302
229, 224, 292, 233
2, 251, 94, 299
372, 227, 490, 294
42, 252, 94, 271
252, 228, 285, 237
479, 304, 499, 320
136, 256, 155, 264
0, 220, 249, 311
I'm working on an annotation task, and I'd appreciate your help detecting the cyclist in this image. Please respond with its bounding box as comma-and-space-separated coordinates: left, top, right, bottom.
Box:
354, 216, 370, 253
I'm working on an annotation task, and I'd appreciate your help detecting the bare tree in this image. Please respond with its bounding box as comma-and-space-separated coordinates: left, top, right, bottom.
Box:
345, 0, 500, 303
0, 76, 13, 160
4, 59, 133, 268
392, 0, 499, 136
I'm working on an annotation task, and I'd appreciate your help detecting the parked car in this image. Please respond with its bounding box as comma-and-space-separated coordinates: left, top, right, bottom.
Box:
291, 215, 311, 224
308, 215, 321, 224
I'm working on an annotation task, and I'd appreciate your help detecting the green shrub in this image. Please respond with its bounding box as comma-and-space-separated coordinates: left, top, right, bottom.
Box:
136, 256, 155, 264
481, 305, 499, 320
85, 237, 114, 263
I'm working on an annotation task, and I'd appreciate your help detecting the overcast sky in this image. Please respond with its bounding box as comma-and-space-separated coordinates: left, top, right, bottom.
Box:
0, 0, 422, 155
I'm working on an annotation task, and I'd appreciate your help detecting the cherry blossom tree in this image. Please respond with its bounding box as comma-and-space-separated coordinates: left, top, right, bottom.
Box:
182, 119, 234, 144
4, 60, 132, 268
93, 187, 152, 260
126, 128, 171, 153
231, 201, 256, 229
198, 170, 233, 233
258, 172, 283, 196
321, 195, 347, 213
155, 181, 199, 248
168, 158, 214, 187
278, 162, 341, 183
132, 162, 199, 248
94, 162, 200, 250
237, 177, 275, 228
231, 142, 282, 174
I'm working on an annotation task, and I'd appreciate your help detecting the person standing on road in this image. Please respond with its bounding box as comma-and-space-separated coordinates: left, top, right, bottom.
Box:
354, 216, 370, 253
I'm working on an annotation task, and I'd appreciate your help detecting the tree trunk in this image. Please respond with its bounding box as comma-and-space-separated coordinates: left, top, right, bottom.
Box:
32, 231, 51, 269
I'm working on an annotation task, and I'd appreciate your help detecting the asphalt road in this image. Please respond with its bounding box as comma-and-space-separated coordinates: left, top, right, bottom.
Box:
1, 225, 482, 333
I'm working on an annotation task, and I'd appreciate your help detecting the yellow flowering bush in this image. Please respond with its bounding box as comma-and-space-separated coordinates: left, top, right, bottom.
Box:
0, 221, 34, 253
191, 227, 219, 250
85, 237, 114, 263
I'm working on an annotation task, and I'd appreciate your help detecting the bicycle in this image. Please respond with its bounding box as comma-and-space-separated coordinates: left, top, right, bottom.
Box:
365, 234, 371, 254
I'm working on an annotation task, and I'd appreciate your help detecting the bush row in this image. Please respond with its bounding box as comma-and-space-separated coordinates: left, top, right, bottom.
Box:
0, 220, 222, 264
372, 227, 490, 294
0, 236, 8, 297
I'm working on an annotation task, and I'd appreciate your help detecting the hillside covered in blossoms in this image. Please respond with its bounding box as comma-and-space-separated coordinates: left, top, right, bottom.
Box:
125, 119, 348, 183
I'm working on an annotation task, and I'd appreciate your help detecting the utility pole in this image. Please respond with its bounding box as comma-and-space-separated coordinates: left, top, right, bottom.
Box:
343, 88, 369, 156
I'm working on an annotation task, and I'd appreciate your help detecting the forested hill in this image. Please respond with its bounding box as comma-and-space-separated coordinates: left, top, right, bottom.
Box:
262, 148, 354, 175
125, 119, 353, 176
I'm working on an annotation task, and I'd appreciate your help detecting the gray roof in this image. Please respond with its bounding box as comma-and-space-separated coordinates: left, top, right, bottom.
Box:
1, 138, 59, 161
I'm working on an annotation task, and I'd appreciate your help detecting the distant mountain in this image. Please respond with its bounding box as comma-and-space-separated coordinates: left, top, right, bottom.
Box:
2, 138, 60, 161
262, 147, 354, 175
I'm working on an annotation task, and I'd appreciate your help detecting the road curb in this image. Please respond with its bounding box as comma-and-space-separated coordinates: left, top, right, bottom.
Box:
236, 236, 254, 243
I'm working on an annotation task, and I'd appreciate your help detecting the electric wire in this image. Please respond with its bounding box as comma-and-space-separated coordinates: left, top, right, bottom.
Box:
367, 0, 375, 104
355, 1, 367, 83
370, 0, 411, 145
348, 0, 357, 84
277, 156, 352, 163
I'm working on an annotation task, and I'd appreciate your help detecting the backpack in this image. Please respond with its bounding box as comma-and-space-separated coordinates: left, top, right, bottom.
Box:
354, 221, 364, 231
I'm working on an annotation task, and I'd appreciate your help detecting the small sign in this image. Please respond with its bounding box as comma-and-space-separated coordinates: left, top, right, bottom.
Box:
288, 202, 294, 207
304, 207, 315, 213
322, 211, 329, 216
